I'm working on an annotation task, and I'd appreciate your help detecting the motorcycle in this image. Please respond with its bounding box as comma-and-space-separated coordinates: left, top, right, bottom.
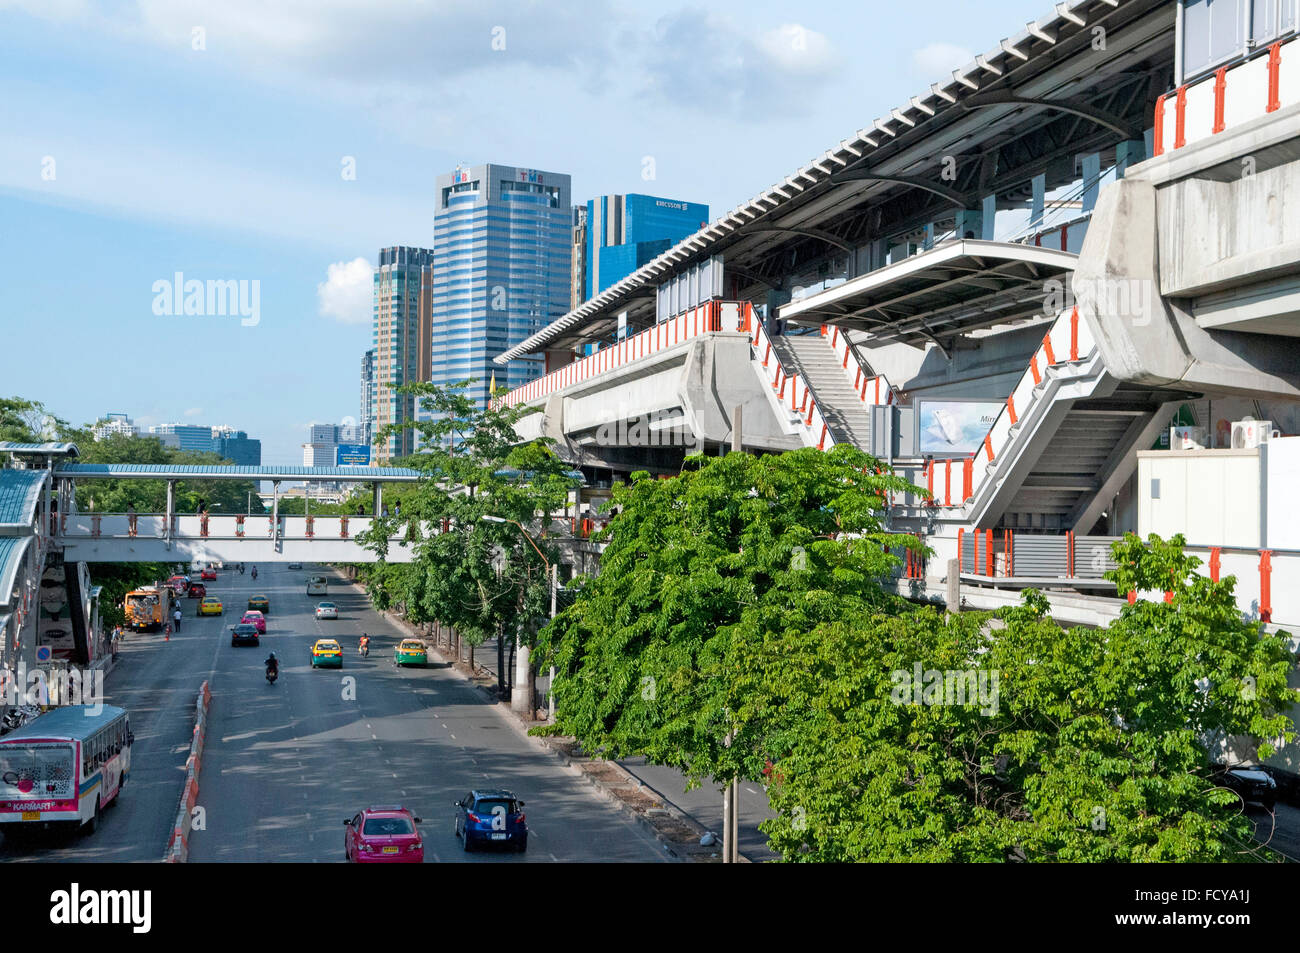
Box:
265, 663, 278, 685
251, 567, 258, 581
358, 640, 370, 658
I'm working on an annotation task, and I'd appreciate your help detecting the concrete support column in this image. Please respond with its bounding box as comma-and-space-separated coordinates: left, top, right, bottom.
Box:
981, 194, 997, 240
955, 208, 983, 240
1115, 140, 1146, 179
1030, 173, 1047, 231
165, 480, 174, 549
512, 641, 532, 717
766, 288, 792, 335
1081, 153, 1102, 213
271, 481, 280, 547
922, 222, 936, 251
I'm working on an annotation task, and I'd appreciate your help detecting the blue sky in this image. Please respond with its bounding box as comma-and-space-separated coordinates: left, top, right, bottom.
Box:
0, 0, 1050, 463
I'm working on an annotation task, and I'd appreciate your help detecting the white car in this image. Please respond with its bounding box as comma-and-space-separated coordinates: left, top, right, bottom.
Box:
314, 602, 339, 620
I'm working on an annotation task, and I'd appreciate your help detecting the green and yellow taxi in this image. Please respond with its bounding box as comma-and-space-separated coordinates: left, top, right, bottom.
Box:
248, 594, 270, 614
310, 638, 343, 668
197, 596, 223, 616
394, 639, 427, 668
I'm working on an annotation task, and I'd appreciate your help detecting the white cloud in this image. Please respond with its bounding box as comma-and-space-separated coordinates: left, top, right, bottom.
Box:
317, 258, 373, 325
756, 24, 836, 75
913, 42, 974, 77
184, 407, 203, 417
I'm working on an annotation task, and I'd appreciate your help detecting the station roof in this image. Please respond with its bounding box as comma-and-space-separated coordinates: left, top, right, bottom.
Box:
0, 469, 49, 528
496, 0, 1173, 363
53, 464, 425, 484
779, 240, 1077, 348
0, 442, 79, 457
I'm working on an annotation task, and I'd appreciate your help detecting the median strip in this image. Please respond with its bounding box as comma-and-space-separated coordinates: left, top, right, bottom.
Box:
163, 680, 211, 863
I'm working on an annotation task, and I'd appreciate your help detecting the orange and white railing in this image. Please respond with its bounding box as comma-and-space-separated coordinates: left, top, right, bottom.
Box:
820, 324, 897, 407
917, 305, 1097, 510
748, 306, 839, 450
1155, 35, 1300, 158
495, 300, 750, 408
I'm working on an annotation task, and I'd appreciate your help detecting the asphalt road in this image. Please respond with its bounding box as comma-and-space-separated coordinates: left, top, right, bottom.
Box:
185, 564, 667, 863
0, 597, 217, 861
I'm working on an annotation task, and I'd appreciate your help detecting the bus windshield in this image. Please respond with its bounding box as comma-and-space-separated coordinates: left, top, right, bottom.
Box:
0, 742, 75, 800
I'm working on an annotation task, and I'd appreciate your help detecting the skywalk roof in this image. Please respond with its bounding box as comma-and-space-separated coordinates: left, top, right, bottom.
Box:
0, 469, 49, 528
779, 240, 1078, 348
53, 464, 424, 483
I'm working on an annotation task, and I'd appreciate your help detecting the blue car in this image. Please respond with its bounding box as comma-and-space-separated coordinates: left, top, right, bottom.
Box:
453, 789, 527, 852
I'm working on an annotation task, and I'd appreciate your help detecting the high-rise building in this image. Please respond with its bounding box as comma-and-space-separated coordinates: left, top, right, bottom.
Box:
302, 422, 369, 467
92, 413, 138, 441
373, 246, 434, 462
149, 423, 261, 464
427, 163, 571, 422
360, 348, 376, 445
570, 205, 588, 312
583, 193, 709, 301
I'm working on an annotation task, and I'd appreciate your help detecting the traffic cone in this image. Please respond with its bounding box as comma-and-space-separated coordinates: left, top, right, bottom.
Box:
165, 623, 172, 641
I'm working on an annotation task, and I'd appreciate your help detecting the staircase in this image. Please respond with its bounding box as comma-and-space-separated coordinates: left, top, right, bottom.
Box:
768, 333, 875, 448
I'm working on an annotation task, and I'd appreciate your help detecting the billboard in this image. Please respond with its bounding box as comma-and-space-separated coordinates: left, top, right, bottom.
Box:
917, 400, 1004, 455
336, 444, 371, 467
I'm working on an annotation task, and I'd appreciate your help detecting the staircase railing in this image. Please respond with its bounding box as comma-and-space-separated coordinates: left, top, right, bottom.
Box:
920, 306, 1098, 510
748, 304, 837, 450
819, 324, 897, 407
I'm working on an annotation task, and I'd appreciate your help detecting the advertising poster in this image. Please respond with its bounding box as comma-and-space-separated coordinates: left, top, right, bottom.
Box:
918, 400, 1004, 455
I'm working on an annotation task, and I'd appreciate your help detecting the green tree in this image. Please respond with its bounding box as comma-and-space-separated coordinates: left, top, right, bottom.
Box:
533, 444, 921, 785
364, 380, 579, 697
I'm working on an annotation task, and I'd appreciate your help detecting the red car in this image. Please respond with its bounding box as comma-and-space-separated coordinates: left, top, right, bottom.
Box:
240, 610, 266, 634
343, 806, 424, 863
186, 583, 206, 599
200, 568, 217, 581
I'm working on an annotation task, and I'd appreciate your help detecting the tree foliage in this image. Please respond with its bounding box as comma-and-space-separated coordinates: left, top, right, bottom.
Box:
362, 381, 580, 654
538, 456, 1297, 862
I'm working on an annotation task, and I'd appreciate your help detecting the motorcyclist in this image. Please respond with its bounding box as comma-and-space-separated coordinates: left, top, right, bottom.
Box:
358, 633, 370, 657
251, 565, 258, 580
265, 651, 278, 676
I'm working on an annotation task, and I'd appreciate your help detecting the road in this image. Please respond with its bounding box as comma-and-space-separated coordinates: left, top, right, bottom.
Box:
185, 564, 667, 862
0, 597, 219, 861
1, 563, 667, 863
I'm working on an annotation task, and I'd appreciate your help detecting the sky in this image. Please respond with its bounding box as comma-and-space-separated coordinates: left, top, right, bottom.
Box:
0, 0, 1052, 464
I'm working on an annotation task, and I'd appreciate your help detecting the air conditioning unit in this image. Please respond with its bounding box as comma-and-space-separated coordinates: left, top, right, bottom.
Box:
1170, 425, 1207, 450
1230, 418, 1277, 449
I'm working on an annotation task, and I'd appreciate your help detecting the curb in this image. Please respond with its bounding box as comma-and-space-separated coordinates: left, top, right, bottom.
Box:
361, 591, 729, 862
163, 680, 211, 863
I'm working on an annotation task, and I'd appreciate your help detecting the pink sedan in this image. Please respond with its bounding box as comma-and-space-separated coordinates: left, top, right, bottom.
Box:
240, 610, 266, 634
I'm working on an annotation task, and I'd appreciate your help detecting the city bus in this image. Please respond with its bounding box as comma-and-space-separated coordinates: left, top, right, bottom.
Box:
0, 705, 132, 835
307, 575, 328, 596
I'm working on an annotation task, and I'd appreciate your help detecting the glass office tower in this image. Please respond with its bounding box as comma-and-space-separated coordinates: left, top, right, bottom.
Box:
427, 164, 572, 424
373, 246, 434, 462
584, 193, 709, 301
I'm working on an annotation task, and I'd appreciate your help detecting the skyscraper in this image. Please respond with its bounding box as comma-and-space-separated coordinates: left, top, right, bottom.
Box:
360, 348, 376, 445
427, 164, 571, 420
570, 204, 588, 312
148, 423, 261, 464
583, 193, 709, 301
92, 413, 138, 441
373, 246, 434, 462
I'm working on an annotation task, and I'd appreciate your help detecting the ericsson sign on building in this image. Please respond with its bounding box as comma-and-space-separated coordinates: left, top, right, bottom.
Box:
336, 444, 371, 467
